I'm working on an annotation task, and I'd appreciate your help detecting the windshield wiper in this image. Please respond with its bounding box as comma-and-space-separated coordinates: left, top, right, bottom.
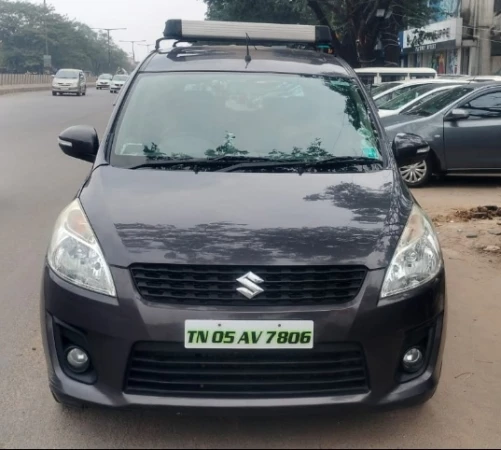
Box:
218, 156, 384, 173
126, 155, 275, 170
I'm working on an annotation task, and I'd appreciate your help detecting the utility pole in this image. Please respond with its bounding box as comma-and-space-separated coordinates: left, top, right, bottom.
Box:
120, 40, 146, 63
92, 27, 127, 72
43, 0, 49, 55
43, 0, 49, 73
138, 43, 155, 53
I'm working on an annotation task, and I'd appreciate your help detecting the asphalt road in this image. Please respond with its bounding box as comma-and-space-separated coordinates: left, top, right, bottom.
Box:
0, 89, 500, 449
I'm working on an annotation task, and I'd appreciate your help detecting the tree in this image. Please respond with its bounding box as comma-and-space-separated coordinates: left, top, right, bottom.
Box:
203, 0, 441, 67
0, 0, 132, 73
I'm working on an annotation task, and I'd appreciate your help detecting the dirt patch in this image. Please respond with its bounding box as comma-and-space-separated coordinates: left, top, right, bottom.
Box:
432, 206, 501, 225
430, 206, 501, 258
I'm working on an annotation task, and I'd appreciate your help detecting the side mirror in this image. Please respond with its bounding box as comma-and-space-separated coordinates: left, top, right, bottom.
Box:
392, 133, 430, 166
444, 108, 470, 121
58, 126, 99, 163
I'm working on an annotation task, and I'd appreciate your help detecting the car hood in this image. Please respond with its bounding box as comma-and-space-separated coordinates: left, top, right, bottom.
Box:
53, 78, 78, 84
112, 81, 126, 85
382, 113, 436, 142
380, 114, 424, 129
79, 166, 413, 269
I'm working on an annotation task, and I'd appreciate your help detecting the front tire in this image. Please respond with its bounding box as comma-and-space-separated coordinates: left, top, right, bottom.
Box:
399, 155, 433, 187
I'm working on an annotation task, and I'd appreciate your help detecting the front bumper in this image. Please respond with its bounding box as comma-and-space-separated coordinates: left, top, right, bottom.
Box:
41, 265, 447, 412
52, 86, 80, 92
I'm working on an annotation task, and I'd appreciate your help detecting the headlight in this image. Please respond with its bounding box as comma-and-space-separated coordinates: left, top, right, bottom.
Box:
47, 199, 116, 296
381, 205, 443, 298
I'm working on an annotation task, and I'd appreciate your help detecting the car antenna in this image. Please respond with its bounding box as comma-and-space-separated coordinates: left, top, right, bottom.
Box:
245, 33, 253, 66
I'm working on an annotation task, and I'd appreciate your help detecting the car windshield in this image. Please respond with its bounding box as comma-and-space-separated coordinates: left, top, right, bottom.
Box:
371, 82, 402, 96
374, 84, 431, 108
398, 88, 454, 113
402, 87, 474, 117
110, 72, 382, 170
56, 70, 79, 79
99, 74, 113, 80
378, 84, 452, 111
113, 75, 128, 82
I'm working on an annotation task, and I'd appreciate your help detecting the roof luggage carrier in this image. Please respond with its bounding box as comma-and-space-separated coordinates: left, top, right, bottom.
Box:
155, 19, 334, 53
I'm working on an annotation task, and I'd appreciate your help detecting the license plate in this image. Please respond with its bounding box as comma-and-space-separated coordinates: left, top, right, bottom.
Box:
185, 320, 314, 350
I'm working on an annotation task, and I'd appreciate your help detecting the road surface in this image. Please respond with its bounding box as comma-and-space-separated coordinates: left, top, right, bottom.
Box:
0, 89, 500, 448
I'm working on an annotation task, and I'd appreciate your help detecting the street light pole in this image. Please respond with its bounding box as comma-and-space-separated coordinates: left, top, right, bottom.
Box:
43, 0, 49, 56
91, 27, 127, 72
138, 43, 154, 52
120, 40, 146, 63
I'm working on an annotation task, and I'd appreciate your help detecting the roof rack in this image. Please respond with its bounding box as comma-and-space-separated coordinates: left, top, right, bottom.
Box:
156, 19, 333, 50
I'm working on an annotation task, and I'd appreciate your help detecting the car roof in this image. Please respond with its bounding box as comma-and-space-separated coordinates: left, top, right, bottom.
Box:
355, 67, 437, 74
140, 46, 352, 78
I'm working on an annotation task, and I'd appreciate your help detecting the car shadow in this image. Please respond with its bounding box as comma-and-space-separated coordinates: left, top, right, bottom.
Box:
60, 401, 433, 447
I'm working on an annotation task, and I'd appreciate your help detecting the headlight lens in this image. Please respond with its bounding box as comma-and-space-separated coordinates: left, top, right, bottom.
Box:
381, 205, 443, 298
47, 199, 116, 296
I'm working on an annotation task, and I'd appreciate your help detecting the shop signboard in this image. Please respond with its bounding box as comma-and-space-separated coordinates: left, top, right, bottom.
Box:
402, 18, 463, 54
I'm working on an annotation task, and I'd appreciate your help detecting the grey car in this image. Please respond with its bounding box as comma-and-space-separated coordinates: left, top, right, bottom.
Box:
383, 83, 501, 186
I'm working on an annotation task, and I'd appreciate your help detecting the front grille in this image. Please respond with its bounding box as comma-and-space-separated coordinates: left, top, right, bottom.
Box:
130, 264, 367, 306
124, 343, 369, 398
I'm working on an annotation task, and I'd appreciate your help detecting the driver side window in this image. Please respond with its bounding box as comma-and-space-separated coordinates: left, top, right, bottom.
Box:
461, 91, 501, 119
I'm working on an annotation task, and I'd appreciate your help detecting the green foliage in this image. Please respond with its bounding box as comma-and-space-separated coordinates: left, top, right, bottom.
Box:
268, 139, 331, 162
204, 0, 315, 24
203, 0, 441, 66
0, 0, 132, 73
205, 132, 249, 157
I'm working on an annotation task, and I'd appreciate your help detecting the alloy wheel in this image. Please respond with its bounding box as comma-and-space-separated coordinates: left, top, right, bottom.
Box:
399, 161, 428, 185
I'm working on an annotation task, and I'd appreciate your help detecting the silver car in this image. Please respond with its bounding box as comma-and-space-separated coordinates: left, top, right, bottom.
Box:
52, 69, 87, 96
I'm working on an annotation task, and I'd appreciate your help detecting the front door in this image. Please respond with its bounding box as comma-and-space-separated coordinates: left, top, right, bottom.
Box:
444, 90, 501, 170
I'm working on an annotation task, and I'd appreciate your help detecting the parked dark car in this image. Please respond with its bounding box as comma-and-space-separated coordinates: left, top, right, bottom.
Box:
41, 20, 446, 412
383, 83, 501, 186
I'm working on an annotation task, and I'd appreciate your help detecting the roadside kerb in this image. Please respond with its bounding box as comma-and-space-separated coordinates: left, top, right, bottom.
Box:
0, 82, 97, 96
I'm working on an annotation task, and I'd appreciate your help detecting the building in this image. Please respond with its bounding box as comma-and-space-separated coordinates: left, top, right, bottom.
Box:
400, 0, 501, 75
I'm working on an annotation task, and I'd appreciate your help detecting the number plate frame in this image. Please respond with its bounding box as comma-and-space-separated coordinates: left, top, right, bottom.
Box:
185, 320, 314, 350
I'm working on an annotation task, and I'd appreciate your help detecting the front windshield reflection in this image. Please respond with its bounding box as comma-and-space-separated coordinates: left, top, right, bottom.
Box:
111, 72, 382, 169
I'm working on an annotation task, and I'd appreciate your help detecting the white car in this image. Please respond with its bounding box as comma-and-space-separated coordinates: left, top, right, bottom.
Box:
373, 79, 471, 108
378, 85, 460, 118
96, 74, 113, 90
110, 75, 129, 94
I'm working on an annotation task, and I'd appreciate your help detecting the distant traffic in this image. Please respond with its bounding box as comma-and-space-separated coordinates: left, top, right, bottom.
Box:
52, 69, 129, 96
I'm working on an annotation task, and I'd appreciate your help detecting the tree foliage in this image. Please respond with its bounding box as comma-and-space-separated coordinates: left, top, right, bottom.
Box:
0, 0, 132, 73
203, 0, 442, 67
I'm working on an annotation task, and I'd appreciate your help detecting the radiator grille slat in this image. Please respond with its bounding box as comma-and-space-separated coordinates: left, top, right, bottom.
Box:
131, 264, 367, 306
124, 344, 370, 399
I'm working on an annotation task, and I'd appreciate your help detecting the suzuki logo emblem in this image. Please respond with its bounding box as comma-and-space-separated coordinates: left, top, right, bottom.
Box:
236, 272, 264, 299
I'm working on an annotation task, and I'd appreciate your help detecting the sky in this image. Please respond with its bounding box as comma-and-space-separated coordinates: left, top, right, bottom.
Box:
40, 0, 207, 61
